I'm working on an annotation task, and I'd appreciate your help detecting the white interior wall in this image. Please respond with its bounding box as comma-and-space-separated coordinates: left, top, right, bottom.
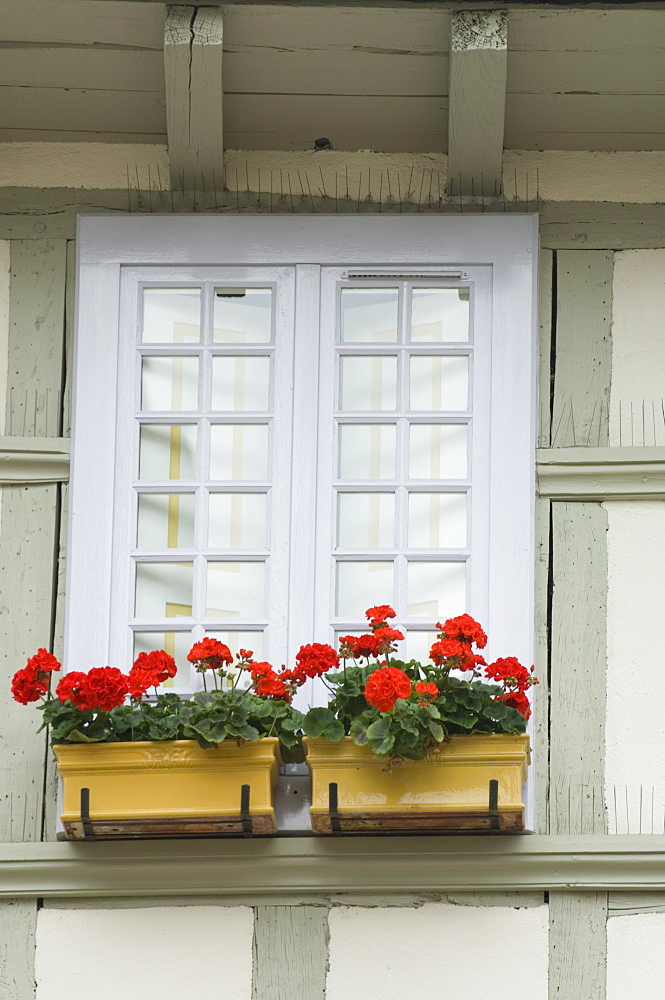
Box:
607, 913, 665, 1000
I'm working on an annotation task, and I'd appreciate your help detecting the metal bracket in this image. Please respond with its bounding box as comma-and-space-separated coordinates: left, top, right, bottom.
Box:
240, 783, 253, 838
489, 779, 500, 832
80, 787, 94, 841
328, 782, 341, 834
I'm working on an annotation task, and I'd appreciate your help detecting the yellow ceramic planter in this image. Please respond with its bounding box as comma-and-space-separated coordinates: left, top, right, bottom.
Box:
54, 738, 281, 840
304, 734, 530, 834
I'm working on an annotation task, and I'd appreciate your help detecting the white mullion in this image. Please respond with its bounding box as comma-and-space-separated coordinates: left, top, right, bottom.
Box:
195, 285, 213, 632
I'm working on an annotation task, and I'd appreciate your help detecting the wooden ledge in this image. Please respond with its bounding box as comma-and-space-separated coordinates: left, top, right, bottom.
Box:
537, 446, 665, 500
0, 436, 70, 485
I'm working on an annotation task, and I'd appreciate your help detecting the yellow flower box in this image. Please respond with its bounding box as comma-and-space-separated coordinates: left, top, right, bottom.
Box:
54, 738, 281, 839
304, 734, 530, 834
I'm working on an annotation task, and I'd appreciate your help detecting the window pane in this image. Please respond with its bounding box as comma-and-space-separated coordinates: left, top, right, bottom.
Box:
208, 493, 268, 549
141, 356, 198, 411
406, 561, 466, 617
338, 424, 396, 479
133, 630, 193, 684
340, 288, 398, 343
142, 288, 201, 344
137, 493, 195, 549
209, 425, 269, 480
138, 425, 197, 481
411, 288, 469, 343
405, 631, 439, 663
409, 425, 468, 479
206, 562, 265, 618
211, 356, 270, 411
213, 288, 272, 344
207, 631, 264, 661
336, 561, 394, 618
337, 493, 395, 548
339, 356, 397, 411
134, 562, 193, 618
409, 356, 469, 412
408, 493, 467, 548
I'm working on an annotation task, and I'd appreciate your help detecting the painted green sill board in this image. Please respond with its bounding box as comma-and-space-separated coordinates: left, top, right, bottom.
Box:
2, 836, 665, 898
0, 436, 70, 484
537, 446, 665, 500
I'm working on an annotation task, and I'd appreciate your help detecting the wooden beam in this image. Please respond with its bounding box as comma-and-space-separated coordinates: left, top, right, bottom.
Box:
447, 11, 507, 197
164, 5, 224, 191
80, 0, 665, 7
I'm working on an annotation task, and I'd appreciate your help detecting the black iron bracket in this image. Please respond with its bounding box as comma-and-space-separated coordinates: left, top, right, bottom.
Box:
240, 783, 253, 838
328, 781, 341, 834
80, 787, 94, 841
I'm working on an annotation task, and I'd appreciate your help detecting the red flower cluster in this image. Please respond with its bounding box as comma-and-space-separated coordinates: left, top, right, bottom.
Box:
128, 650, 177, 698
294, 643, 339, 679
429, 615, 487, 673
365, 666, 411, 713
438, 614, 487, 649
11, 649, 61, 704
56, 667, 129, 712
415, 681, 438, 698
187, 638, 233, 671
248, 661, 290, 701
485, 657, 537, 719
365, 605, 396, 627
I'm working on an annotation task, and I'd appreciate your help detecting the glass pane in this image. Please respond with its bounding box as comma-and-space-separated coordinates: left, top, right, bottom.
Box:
213, 288, 272, 343
336, 561, 394, 618
339, 356, 397, 411
137, 493, 195, 549
411, 288, 469, 343
340, 288, 398, 343
206, 562, 265, 618
209, 425, 269, 480
408, 493, 467, 548
208, 493, 268, 549
208, 631, 264, 661
406, 561, 466, 617
409, 425, 468, 479
337, 493, 395, 548
141, 356, 198, 411
338, 425, 396, 480
142, 288, 201, 344
405, 631, 439, 663
134, 562, 193, 618
139, 425, 197, 481
211, 356, 270, 411
133, 631, 193, 686
409, 356, 469, 412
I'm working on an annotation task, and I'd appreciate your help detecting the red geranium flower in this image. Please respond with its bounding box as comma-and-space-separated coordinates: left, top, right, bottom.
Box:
55, 671, 90, 707
497, 689, 532, 720
415, 681, 438, 698
485, 657, 534, 691
26, 648, 61, 674
429, 638, 473, 666
187, 638, 233, 670
365, 666, 411, 713
372, 626, 404, 654
438, 614, 487, 649
80, 667, 129, 711
129, 650, 177, 693
295, 643, 339, 678
365, 605, 396, 627
11, 666, 49, 705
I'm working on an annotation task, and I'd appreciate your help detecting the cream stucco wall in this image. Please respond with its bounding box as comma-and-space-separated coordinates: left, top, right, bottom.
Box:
607, 913, 665, 1000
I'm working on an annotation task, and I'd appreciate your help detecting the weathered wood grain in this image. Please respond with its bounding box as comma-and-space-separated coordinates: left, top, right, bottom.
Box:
550, 502, 607, 836
0, 899, 37, 1000
609, 892, 665, 916
539, 249, 554, 448
533, 498, 551, 836
0, 47, 164, 92
0, 0, 164, 48
549, 892, 607, 1000
252, 905, 328, 1000
0, 86, 165, 138
552, 251, 613, 448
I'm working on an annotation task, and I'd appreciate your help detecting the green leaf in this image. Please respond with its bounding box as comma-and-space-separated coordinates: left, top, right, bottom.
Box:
303, 707, 338, 739
428, 721, 444, 742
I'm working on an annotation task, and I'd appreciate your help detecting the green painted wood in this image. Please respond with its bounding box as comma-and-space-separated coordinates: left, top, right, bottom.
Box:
537, 445, 665, 499
538, 249, 553, 448
252, 905, 328, 1000
533, 497, 551, 836
552, 250, 613, 448
0, 899, 37, 1000
550, 502, 607, 836
1, 836, 665, 898
0, 437, 69, 484
549, 891, 607, 1000
609, 891, 665, 916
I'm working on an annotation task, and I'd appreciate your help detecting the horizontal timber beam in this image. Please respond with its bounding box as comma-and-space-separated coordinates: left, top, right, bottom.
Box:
2, 836, 665, 898
537, 446, 665, 500
80, 1, 665, 7
0, 436, 70, 485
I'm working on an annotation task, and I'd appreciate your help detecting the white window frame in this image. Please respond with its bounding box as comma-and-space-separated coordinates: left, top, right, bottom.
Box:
67, 215, 538, 681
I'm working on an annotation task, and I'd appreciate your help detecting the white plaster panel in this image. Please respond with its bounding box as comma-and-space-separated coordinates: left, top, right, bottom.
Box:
0, 143, 170, 190
327, 902, 548, 1000
504, 150, 665, 204
605, 502, 665, 833
608, 913, 665, 1000
609, 251, 665, 446
0, 240, 9, 435
35, 905, 254, 1000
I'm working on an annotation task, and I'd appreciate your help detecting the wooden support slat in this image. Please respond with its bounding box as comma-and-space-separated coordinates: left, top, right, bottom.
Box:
164, 5, 224, 192
447, 11, 507, 197
252, 906, 329, 1000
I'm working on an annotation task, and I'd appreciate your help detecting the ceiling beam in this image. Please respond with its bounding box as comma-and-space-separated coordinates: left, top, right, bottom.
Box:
447, 10, 507, 197
164, 5, 224, 192
82, 1, 665, 6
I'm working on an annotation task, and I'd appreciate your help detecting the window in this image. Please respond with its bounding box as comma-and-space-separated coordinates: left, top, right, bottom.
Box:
66, 217, 537, 696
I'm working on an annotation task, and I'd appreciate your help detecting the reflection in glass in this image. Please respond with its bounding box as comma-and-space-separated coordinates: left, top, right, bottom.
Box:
336, 561, 394, 618
209, 425, 269, 480
406, 561, 466, 617
405, 631, 439, 663
211, 356, 270, 411
409, 356, 469, 411
337, 493, 394, 548
139, 424, 197, 481
133, 630, 193, 686
208, 493, 268, 549
137, 493, 195, 549
339, 356, 397, 411
206, 562, 265, 618
134, 562, 193, 618
340, 288, 398, 343
408, 493, 467, 548
338, 424, 396, 480
141, 356, 198, 411
213, 288, 272, 343
409, 424, 468, 479
411, 288, 469, 342
142, 288, 201, 344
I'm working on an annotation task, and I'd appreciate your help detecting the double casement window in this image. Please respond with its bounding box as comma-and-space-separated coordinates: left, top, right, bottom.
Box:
67, 216, 537, 696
